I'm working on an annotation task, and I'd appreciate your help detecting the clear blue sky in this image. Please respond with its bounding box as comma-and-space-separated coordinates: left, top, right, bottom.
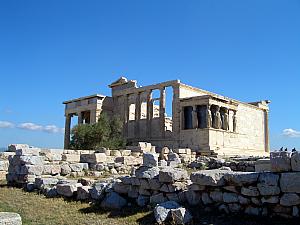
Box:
0, 0, 299, 149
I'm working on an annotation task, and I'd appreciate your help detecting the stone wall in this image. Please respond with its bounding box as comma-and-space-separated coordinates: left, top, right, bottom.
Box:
5, 147, 300, 220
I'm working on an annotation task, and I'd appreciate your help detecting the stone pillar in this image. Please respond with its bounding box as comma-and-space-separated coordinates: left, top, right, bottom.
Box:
124, 94, 129, 138
78, 111, 83, 124
90, 110, 97, 124
222, 108, 229, 130
206, 105, 212, 128
135, 92, 141, 138
233, 110, 237, 132
264, 110, 270, 152
64, 114, 72, 149
214, 106, 222, 129
172, 85, 180, 144
160, 87, 166, 137
192, 106, 198, 129
146, 90, 153, 137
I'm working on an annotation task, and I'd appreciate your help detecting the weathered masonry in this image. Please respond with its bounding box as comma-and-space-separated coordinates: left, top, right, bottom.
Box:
63, 77, 270, 157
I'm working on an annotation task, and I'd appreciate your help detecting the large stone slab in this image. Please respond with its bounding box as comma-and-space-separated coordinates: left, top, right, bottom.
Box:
190, 169, 228, 186
69, 163, 88, 172
280, 173, 300, 193
0, 212, 22, 225
43, 164, 61, 175
35, 177, 59, 189
19, 155, 44, 165
224, 172, 259, 186
270, 151, 291, 172
57, 182, 82, 197
100, 192, 127, 209
257, 172, 280, 196
20, 165, 44, 176
80, 153, 107, 164
16, 147, 40, 156
291, 151, 300, 171
135, 166, 160, 179
143, 152, 159, 167
62, 154, 80, 163
159, 167, 188, 183
280, 193, 300, 206
0, 160, 9, 171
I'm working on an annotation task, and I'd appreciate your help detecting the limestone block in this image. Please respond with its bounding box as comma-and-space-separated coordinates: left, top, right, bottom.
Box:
135, 166, 160, 179
149, 178, 161, 190
138, 187, 151, 196
190, 169, 227, 186
159, 167, 188, 183
8, 143, 29, 152
61, 164, 72, 175
223, 192, 239, 203
139, 179, 149, 190
238, 195, 251, 205
19, 155, 44, 165
90, 182, 108, 200
154, 201, 182, 224
0, 152, 15, 160
100, 192, 127, 209
257, 173, 280, 195
43, 164, 61, 175
143, 152, 159, 167
291, 151, 300, 171
62, 154, 80, 162
280, 193, 300, 206
35, 177, 59, 189
110, 150, 121, 157
150, 193, 168, 205
0, 212, 22, 225
224, 172, 259, 186
136, 195, 150, 207
210, 191, 223, 202
77, 186, 92, 200
120, 150, 131, 156
57, 182, 82, 197
188, 184, 205, 191
0, 171, 7, 180
113, 182, 130, 194
270, 151, 291, 172
185, 190, 201, 205
69, 163, 88, 172
115, 156, 142, 166
241, 186, 259, 197
20, 165, 44, 176
0, 160, 9, 171
255, 159, 271, 172
80, 153, 106, 164
280, 173, 300, 193
16, 147, 40, 156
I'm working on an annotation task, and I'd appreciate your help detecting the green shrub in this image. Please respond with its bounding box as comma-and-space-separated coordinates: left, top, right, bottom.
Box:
69, 113, 126, 150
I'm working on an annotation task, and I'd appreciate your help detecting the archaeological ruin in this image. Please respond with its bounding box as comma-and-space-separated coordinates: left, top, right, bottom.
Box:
63, 77, 270, 157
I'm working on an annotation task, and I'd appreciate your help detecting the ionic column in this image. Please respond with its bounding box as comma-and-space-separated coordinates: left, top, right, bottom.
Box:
192, 106, 198, 128
64, 114, 72, 149
232, 110, 237, 132
135, 92, 141, 137
160, 87, 166, 137
78, 111, 83, 124
146, 90, 152, 137
123, 94, 129, 138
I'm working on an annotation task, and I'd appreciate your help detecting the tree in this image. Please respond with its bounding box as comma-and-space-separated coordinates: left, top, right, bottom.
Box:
69, 113, 126, 150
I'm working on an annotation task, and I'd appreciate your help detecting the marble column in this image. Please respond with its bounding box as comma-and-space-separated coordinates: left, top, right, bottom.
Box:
123, 94, 129, 138
264, 110, 270, 152
192, 106, 198, 129
146, 90, 153, 137
233, 110, 237, 132
64, 114, 72, 149
160, 87, 166, 137
135, 92, 141, 137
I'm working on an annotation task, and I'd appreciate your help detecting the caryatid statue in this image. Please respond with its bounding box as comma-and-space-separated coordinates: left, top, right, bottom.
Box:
222, 108, 229, 130
215, 106, 222, 129
233, 111, 237, 132
206, 105, 212, 128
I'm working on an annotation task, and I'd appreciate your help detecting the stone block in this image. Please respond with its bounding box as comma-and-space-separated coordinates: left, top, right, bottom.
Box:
136, 195, 150, 207
135, 166, 160, 179
185, 190, 201, 205
190, 169, 227, 186
57, 182, 82, 197
150, 193, 168, 205
16, 147, 40, 156
110, 150, 121, 157
113, 182, 130, 194
261, 196, 279, 204
223, 193, 239, 203
280, 193, 300, 206
80, 153, 107, 164
149, 178, 161, 190
0, 212, 22, 225
77, 186, 92, 200
100, 192, 127, 209
115, 156, 142, 166
69, 163, 88, 172
255, 159, 271, 172
8, 144, 29, 152
43, 164, 61, 175
291, 151, 300, 171
280, 173, 300, 193
0, 160, 9, 171
61, 164, 72, 175
0, 152, 15, 160
120, 150, 131, 156
20, 165, 43, 176
62, 154, 80, 162
241, 186, 259, 197
159, 167, 188, 183
19, 155, 44, 165
224, 172, 259, 186
210, 191, 223, 202
257, 172, 280, 195
35, 177, 59, 189
90, 182, 108, 200
270, 151, 291, 172
143, 152, 159, 167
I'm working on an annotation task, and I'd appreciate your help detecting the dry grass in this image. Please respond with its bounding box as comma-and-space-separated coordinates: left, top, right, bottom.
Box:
0, 183, 154, 225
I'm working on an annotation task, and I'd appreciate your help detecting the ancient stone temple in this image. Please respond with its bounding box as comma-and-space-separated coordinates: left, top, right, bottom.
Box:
63, 77, 270, 157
